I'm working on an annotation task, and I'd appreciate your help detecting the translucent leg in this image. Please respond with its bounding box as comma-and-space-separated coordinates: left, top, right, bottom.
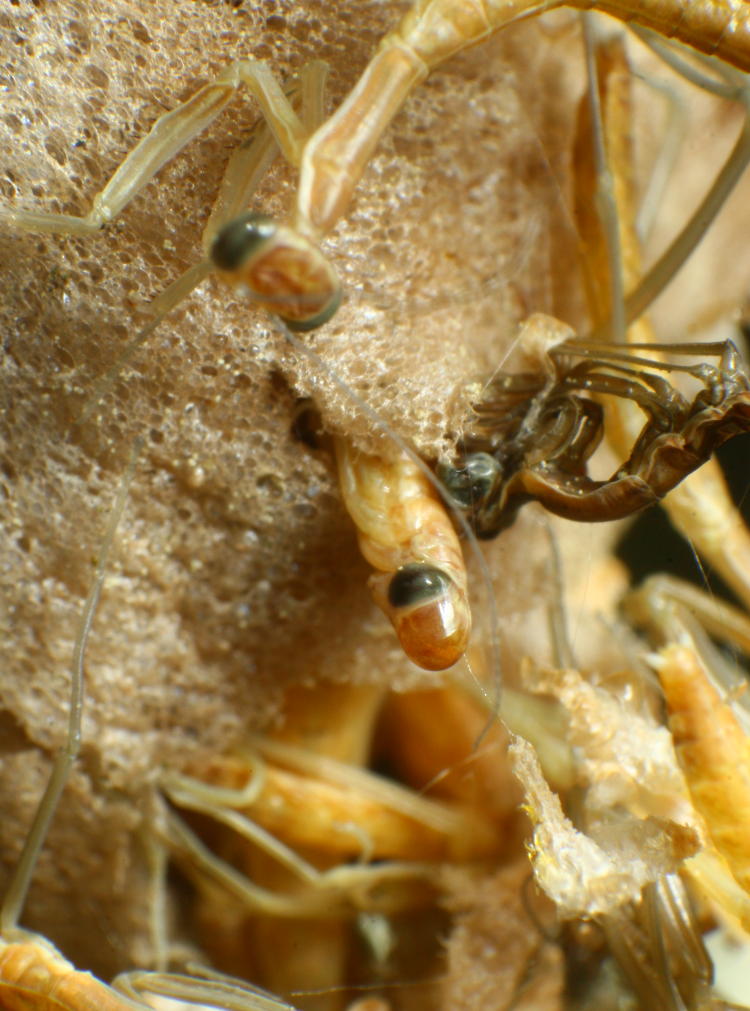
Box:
0, 60, 314, 236
202, 60, 329, 249
588, 38, 750, 340
577, 31, 750, 611
114, 966, 301, 1011
76, 260, 214, 427
1, 442, 139, 935
78, 60, 329, 423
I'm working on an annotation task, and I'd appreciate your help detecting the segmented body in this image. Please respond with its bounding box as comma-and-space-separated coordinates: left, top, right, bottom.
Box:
334, 439, 471, 670
0, 938, 136, 1011
296, 0, 750, 244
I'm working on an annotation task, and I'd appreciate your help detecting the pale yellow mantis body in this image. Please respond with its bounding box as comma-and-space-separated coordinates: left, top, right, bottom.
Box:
2, 0, 750, 328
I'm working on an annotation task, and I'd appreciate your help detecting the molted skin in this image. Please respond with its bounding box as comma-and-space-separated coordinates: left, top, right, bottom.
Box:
443, 338, 750, 537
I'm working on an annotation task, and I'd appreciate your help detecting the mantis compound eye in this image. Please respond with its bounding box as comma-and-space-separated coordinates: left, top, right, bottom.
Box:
438, 452, 500, 509
211, 211, 341, 330
210, 212, 277, 271
387, 562, 452, 608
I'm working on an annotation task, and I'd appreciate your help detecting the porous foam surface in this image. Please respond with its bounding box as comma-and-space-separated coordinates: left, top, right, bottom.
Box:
2, 0, 747, 984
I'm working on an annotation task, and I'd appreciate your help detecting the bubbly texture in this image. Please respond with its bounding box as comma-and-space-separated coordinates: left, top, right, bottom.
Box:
2, 0, 750, 992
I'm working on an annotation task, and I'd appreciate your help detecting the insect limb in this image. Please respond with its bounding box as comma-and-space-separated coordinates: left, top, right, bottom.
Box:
295, 37, 427, 239
540, 517, 578, 670
166, 738, 500, 874
0, 61, 312, 237
575, 29, 750, 614
202, 110, 291, 255
252, 734, 501, 841
557, 366, 683, 430
624, 575, 750, 731
202, 61, 329, 250
566, 339, 745, 379
511, 466, 658, 522
115, 967, 302, 1011
164, 753, 267, 811
297, 60, 331, 138
163, 801, 439, 919
141, 793, 173, 975
162, 774, 324, 888
626, 572, 750, 657
600, 875, 713, 1011
632, 23, 748, 101
652, 876, 713, 991
687, 848, 750, 935
621, 119, 750, 332
581, 14, 627, 343
590, 47, 750, 340
634, 58, 689, 244
0, 440, 140, 936
163, 804, 330, 918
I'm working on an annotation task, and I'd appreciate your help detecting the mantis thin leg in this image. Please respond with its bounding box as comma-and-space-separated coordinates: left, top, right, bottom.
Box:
579, 34, 750, 612
635, 69, 688, 244
115, 967, 301, 1011
617, 118, 750, 333
625, 573, 750, 657
0, 60, 315, 236
76, 260, 213, 427
589, 41, 750, 340
582, 13, 627, 344
77, 62, 331, 425
202, 61, 329, 249
1, 439, 140, 934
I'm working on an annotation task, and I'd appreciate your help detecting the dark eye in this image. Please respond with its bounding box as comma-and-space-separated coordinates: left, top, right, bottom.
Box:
210, 212, 277, 272
387, 563, 451, 608
438, 452, 500, 508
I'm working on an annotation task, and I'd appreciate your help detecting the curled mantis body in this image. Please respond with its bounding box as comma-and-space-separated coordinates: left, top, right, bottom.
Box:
335, 439, 471, 670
